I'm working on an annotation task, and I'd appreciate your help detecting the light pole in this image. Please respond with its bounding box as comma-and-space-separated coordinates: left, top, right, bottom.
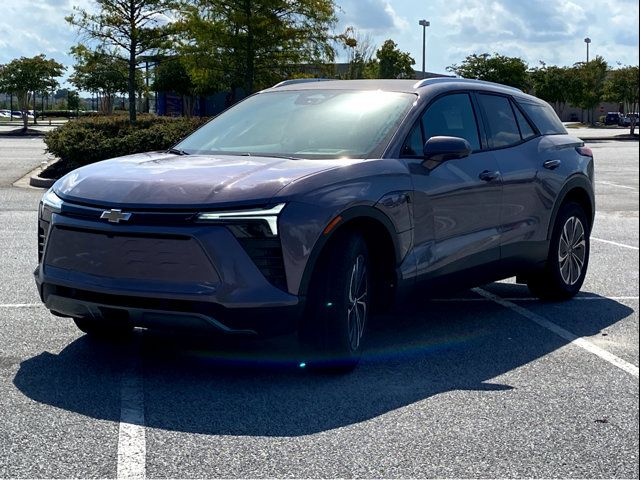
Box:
584, 37, 592, 124
419, 20, 430, 79
584, 37, 591, 63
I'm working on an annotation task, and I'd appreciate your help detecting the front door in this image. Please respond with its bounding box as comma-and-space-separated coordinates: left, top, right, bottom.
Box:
402, 92, 502, 278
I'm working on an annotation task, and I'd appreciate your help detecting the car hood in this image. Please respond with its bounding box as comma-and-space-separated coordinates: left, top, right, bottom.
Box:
54, 152, 357, 209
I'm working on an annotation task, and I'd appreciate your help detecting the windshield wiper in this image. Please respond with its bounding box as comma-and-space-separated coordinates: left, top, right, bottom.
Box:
167, 148, 189, 156
240, 152, 301, 161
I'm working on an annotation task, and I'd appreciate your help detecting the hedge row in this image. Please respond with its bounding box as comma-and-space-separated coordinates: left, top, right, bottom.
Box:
44, 114, 208, 172
38, 110, 81, 118
37, 110, 99, 118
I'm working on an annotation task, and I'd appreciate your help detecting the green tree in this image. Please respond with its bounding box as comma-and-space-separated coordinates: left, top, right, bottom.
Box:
177, 0, 337, 97
337, 27, 377, 79
568, 56, 608, 125
0, 55, 65, 131
66, 0, 173, 123
69, 45, 131, 114
152, 57, 198, 116
530, 65, 580, 119
604, 65, 639, 134
375, 40, 415, 79
67, 90, 81, 112
447, 53, 529, 90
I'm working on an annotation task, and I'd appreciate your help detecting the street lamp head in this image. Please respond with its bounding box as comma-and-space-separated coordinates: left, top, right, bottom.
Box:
419, 20, 430, 27
584, 37, 591, 44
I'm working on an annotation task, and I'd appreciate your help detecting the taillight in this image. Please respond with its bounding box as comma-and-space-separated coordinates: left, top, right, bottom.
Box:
576, 146, 593, 157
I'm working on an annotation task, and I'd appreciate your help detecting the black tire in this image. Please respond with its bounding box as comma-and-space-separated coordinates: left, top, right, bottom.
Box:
527, 202, 590, 301
301, 231, 371, 372
73, 316, 133, 339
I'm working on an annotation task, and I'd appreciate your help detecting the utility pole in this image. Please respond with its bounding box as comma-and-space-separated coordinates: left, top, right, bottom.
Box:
419, 20, 430, 79
584, 37, 591, 63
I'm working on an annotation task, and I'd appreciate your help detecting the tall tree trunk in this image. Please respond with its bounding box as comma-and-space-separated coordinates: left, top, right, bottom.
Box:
128, 48, 137, 124
128, 0, 137, 124
19, 93, 28, 131
33, 93, 37, 125
244, 0, 254, 94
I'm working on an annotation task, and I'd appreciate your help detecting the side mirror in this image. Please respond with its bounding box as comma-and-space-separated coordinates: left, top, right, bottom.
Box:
423, 136, 472, 163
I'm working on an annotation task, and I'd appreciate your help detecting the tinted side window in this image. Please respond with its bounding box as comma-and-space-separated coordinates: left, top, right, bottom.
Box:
517, 99, 567, 135
421, 94, 481, 151
512, 102, 537, 140
478, 94, 521, 148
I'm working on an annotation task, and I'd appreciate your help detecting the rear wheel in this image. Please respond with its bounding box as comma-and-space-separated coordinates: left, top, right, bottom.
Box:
301, 231, 371, 372
73, 316, 133, 339
527, 202, 590, 300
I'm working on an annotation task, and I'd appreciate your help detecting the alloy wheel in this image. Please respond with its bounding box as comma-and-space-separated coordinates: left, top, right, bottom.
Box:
558, 216, 586, 286
347, 254, 368, 351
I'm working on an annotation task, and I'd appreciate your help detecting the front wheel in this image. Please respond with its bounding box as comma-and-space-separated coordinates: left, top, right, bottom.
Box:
301, 232, 371, 372
527, 202, 590, 301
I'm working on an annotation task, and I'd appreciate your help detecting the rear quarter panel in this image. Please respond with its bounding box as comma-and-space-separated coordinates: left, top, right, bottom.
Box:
536, 134, 594, 237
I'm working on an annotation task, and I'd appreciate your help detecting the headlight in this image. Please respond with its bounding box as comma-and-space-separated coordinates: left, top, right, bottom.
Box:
196, 204, 286, 236
40, 188, 63, 218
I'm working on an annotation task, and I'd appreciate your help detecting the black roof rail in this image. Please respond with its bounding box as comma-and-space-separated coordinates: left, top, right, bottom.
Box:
413, 77, 523, 93
272, 78, 334, 88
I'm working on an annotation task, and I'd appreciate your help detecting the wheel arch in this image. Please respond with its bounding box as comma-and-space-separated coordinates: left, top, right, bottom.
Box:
298, 206, 401, 308
547, 176, 595, 239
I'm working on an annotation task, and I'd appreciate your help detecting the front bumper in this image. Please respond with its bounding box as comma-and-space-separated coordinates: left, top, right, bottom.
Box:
35, 212, 302, 337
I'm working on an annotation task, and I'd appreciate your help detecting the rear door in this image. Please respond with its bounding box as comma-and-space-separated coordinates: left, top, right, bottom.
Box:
403, 92, 503, 278
475, 93, 549, 264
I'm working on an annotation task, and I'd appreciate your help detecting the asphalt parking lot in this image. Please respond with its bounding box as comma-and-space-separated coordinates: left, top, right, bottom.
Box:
0, 137, 637, 478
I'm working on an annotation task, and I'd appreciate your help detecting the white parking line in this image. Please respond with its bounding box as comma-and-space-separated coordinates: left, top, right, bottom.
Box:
117, 340, 146, 480
596, 181, 638, 191
0, 303, 41, 308
431, 296, 639, 303
592, 237, 639, 250
473, 288, 639, 378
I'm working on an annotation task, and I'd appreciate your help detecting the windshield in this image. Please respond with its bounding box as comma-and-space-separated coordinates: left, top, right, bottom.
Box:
175, 89, 416, 159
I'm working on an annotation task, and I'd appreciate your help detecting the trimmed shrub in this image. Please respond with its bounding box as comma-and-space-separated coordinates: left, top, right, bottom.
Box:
38, 110, 116, 118
39, 110, 78, 118
44, 114, 208, 173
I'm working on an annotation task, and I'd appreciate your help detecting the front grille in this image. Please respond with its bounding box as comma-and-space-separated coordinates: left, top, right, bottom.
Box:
38, 220, 49, 263
44, 226, 220, 284
238, 238, 287, 291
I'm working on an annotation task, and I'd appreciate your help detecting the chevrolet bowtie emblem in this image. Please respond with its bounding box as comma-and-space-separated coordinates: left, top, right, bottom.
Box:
100, 209, 132, 223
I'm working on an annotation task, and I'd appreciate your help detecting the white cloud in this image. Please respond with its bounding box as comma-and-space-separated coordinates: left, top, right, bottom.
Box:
0, 0, 96, 86
383, 1, 409, 32
369, 0, 639, 73
1, 0, 638, 82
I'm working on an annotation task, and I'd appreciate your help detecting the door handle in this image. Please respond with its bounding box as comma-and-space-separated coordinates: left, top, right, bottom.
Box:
544, 159, 562, 170
479, 170, 500, 182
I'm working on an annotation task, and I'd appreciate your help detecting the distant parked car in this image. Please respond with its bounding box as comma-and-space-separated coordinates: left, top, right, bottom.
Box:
569, 113, 579, 122
2, 110, 31, 119
621, 113, 638, 127
605, 112, 623, 126
0, 110, 23, 119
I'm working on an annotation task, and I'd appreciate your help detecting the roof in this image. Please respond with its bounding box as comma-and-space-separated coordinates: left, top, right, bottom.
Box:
265, 77, 525, 96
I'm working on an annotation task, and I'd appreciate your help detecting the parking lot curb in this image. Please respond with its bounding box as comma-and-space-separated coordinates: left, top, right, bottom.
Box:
581, 136, 639, 142
29, 175, 55, 188
13, 159, 59, 190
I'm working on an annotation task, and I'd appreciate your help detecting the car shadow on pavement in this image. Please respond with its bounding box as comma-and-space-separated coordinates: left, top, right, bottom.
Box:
13, 284, 635, 437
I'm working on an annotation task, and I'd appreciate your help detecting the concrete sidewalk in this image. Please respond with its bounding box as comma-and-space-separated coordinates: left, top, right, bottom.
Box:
566, 126, 639, 141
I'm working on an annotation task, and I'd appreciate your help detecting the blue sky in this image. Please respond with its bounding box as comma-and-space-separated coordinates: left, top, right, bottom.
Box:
1, 0, 638, 86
